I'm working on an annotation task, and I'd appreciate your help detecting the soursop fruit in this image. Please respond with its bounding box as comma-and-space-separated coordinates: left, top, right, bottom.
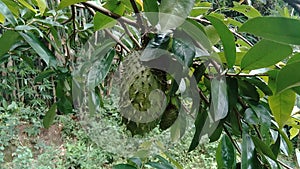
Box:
119, 51, 167, 135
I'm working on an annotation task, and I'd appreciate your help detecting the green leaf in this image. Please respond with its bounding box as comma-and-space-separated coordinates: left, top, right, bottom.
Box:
104, 0, 125, 15
112, 164, 137, 169
0, 0, 17, 25
18, 0, 37, 13
0, 30, 20, 58
242, 129, 260, 169
296, 149, 300, 167
58, 0, 87, 9
244, 77, 273, 96
206, 16, 236, 68
241, 39, 292, 70
43, 104, 57, 129
87, 49, 115, 90
270, 133, 281, 158
19, 32, 57, 67
180, 19, 212, 52
35, 0, 47, 15
190, 2, 211, 17
276, 61, 300, 93
269, 89, 295, 128
278, 129, 293, 155
172, 36, 195, 67
287, 53, 300, 64
239, 17, 300, 45
143, 0, 159, 26
146, 162, 174, 169
35, 69, 56, 83
15, 25, 43, 37
204, 25, 220, 45
227, 77, 238, 110
0, 13, 4, 23
211, 77, 228, 121
238, 79, 259, 103
251, 136, 276, 160
159, 0, 195, 31
188, 106, 208, 152
94, 12, 117, 31
231, 2, 261, 18
216, 135, 236, 169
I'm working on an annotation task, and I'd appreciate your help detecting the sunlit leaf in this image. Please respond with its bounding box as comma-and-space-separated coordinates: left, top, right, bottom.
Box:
18, 0, 37, 13
94, 12, 117, 31
231, 2, 261, 18
35, 0, 47, 15
239, 17, 300, 45
0, 0, 17, 25
206, 15, 236, 68
269, 89, 295, 128
276, 61, 300, 93
58, 0, 87, 9
159, 0, 195, 31
241, 39, 292, 70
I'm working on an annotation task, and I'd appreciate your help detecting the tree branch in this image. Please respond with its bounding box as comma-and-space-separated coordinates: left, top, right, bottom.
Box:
129, 0, 145, 32
82, 1, 138, 27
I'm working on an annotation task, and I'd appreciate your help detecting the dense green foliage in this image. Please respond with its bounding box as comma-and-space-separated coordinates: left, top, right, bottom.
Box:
1, 0, 300, 168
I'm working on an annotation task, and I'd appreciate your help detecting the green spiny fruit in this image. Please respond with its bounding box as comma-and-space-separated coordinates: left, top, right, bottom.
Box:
159, 103, 179, 130
119, 51, 167, 135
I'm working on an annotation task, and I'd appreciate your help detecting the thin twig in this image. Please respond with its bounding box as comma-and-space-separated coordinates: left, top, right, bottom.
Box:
104, 29, 130, 53
82, 1, 138, 27
120, 22, 142, 49
129, 0, 145, 32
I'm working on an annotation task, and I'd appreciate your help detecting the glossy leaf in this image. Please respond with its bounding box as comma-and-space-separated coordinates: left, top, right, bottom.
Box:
206, 16, 236, 68
0, 0, 17, 25
241, 39, 292, 70
172, 38, 195, 67
239, 17, 300, 45
231, 2, 261, 18
143, 0, 159, 26
216, 135, 236, 169
242, 130, 260, 169
19, 32, 57, 67
94, 12, 117, 31
211, 77, 228, 121
58, 0, 87, 9
2, 0, 19, 17
43, 103, 57, 129
87, 49, 115, 90
251, 136, 276, 160
287, 53, 300, 64
296, 149, 300, 167
276, 61, 300, 93
0, 30, 19, 58
159, 0, 195, 31
269, 89, 295, 128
